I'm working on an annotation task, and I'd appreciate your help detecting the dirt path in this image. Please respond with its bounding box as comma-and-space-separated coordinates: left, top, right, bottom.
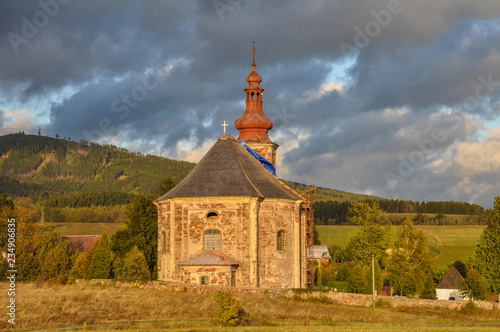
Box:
423, 229, 443, 246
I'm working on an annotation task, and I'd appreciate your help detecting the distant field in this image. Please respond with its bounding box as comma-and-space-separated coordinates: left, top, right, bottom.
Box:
316, 225, 486, 269
49, 222, 124, 236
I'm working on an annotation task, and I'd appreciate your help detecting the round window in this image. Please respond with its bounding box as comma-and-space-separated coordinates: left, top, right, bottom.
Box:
206, 211, 219, 220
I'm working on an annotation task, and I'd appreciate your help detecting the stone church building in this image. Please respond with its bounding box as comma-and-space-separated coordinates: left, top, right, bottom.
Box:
155, 48, 311, 289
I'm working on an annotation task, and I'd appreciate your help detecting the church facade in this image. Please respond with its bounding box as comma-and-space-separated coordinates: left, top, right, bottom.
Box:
154, 48, 310, 289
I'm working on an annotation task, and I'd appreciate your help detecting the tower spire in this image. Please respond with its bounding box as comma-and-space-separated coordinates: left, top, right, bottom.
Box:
234, 43, 279, 168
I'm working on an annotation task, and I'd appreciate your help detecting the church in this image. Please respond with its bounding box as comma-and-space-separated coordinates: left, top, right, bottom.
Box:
154, 47, 312, 289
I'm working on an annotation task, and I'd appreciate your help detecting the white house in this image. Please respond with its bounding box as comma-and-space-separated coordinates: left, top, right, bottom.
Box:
436, 266, 466, 300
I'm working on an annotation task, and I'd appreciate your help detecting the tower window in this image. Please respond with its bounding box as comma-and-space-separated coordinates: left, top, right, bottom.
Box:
251, 92, 255, 100
277, 230, 286, 251
204, 229, 221, 250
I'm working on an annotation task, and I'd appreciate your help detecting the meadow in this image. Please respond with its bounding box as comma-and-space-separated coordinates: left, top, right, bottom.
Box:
316, 224, 486, 269
1, 282, 500, 331
50, 222, 124, 236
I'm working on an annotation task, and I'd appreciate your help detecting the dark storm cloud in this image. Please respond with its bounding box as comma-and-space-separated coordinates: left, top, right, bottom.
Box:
1, 0, 500, 207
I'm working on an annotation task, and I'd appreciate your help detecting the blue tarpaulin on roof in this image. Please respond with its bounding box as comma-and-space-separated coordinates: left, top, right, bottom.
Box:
239, 141, 276, 176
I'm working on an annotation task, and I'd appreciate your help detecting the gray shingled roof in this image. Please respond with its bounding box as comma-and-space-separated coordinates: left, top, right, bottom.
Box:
436, 266, 464, 289
178, 251, 239, 266
156, 134, 303, 201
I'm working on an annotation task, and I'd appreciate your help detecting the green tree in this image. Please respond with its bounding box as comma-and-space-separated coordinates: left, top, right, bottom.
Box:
89, 232, 114, 279
459, 263, 488, 300
388, 218, 433, 296
313, 225, 321, 245
116, 246, 151, 280
420, 273, 437, 300
110, 195, 158, 278
38, 240, 73, 283
474, 196, 500, 302
345, 202, 392, 265
213, 292, 242, 327
68, 251, 91, 282
158, 177, 177, 195
342, 261, 382, 294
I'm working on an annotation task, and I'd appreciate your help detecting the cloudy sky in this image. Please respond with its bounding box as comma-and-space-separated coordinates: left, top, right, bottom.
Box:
1, 1, 500, 208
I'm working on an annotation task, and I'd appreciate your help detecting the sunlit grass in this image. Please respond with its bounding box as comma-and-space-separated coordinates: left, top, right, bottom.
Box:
2, 282, 499, 331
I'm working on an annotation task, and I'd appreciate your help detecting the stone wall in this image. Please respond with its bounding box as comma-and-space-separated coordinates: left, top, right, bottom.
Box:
81, 279, 499, 311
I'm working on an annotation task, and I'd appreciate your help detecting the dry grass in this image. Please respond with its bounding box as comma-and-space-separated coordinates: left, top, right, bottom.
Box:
1, 282, 500, 331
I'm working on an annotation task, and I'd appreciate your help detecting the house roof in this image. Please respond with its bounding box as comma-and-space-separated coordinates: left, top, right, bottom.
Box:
436, 266, 464, 289
61, 235, 101, 253
156, 134, 303, 201
307, 245, 332, 260
178, 251, 239, 266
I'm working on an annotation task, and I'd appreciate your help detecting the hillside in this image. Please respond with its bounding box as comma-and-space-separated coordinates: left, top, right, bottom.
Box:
0, 133, 373, 204
0, 133, 195, 201
0, 134, 486, 225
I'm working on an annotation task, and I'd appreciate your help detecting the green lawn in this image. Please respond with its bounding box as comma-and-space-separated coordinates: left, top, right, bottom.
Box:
316, 225, 486, 269
49, 222, 124, 236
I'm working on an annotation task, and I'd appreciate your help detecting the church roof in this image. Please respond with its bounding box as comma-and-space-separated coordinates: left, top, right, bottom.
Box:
156, 134, 303, 201
436, 266, 464, 289
178, 251, 239, 266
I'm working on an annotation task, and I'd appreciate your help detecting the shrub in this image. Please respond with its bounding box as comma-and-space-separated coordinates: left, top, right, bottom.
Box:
116, 246, 151, 280
375, 298, 393, 308
459, 300, 480, 315
213, 291, 242, 326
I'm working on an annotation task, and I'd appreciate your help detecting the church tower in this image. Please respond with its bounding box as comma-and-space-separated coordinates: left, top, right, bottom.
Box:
234, 46, 279, 169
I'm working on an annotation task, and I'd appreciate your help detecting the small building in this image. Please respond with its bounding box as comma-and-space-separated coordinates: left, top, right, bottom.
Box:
436, 266, 466, 300
62, 235, 101, 253
307, 245, 332, 267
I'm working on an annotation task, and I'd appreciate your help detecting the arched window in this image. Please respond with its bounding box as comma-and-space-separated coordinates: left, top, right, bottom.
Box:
162, 231, 167, 252
251, 92, 255, 100
277, 230, 286, 251
204, 229, 221, 250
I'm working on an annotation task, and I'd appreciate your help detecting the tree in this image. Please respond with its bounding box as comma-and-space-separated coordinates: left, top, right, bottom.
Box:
420, 273, 437, 300
38, 240, 73, 283
213, 292, 242, 327
158, 177, 176, 195
68, 251, 91, 282
345, 202, 392, 265
116, 246, 151, 280
459, 263, 488, 300
474, 196, 500, 302
388, 218, 433, 296
313, 225, 321, 245
89, 232, 114, 279
111, 195, 158, 278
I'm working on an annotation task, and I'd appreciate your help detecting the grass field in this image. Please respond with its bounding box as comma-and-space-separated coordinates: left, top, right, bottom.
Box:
316, 225, 486, 269
2, 282, 499, 331
49, 222, 124, 236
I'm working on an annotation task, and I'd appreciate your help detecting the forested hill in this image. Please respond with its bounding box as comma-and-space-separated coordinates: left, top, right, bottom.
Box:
0, 133, 195, 201
0, 133, 487, 223
0, 133, 379, 205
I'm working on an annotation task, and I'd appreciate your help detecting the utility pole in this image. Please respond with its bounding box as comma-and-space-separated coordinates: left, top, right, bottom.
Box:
372, 254, 376, 307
